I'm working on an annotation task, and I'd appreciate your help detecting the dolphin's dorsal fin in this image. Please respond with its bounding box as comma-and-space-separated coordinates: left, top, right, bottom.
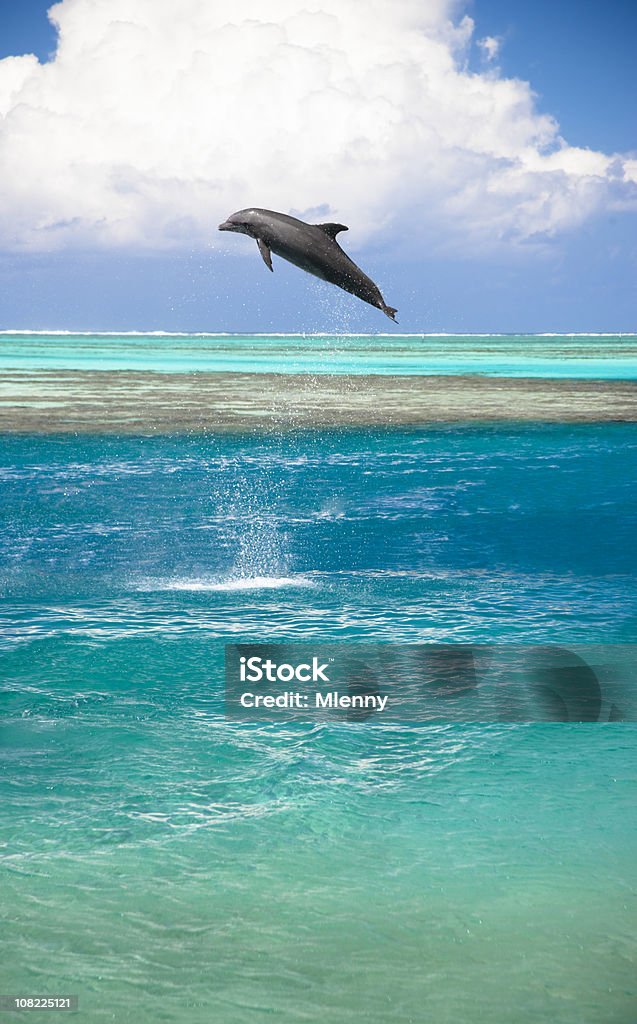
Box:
256, 238, 273, 271
316, 223, 348, 239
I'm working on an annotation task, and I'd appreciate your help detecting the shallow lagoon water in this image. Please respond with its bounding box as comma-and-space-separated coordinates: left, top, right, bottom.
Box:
1, 331, 636, 377
1, 337, 636, 1022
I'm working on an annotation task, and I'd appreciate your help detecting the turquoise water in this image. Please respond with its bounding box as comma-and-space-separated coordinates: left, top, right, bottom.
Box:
1, 331, 636, 376
1, 421, 636, 1022
1, 329, 636, 1022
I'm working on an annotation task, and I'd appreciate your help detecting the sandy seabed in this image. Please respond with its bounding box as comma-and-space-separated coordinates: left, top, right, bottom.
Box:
1, 370, 636, 432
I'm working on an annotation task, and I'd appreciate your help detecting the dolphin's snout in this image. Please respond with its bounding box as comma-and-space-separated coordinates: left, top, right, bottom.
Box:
218, 221, 233, 231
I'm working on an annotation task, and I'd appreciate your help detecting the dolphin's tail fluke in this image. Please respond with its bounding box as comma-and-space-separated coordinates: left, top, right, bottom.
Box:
383, 305, 398, 323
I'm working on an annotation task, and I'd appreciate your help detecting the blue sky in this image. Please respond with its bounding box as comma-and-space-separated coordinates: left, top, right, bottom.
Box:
0, 0, 635, 333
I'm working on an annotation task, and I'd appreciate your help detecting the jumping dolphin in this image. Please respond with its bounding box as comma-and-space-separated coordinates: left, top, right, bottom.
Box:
218, 208, 398, 321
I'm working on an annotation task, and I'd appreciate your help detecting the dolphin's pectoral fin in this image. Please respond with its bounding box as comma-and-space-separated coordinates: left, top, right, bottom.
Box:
256, 238, 273, 271
317, 223, 348, 239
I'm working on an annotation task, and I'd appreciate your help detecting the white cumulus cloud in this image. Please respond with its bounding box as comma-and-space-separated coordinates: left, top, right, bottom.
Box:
0, 0, 634, 253
477, 34, 500, 62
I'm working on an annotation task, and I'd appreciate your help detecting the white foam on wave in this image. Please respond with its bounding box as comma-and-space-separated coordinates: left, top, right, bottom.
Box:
136, 575, 316, 592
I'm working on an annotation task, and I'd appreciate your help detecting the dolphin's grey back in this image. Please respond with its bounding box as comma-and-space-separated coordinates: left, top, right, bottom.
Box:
249, 210, 379, 296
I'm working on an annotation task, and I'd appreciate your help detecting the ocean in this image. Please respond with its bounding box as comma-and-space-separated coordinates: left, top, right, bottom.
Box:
1, 334, 636, 1022
1, 331, 636, 376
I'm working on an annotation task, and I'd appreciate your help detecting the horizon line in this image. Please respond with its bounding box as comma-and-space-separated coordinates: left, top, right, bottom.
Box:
1, 330, 636, 338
